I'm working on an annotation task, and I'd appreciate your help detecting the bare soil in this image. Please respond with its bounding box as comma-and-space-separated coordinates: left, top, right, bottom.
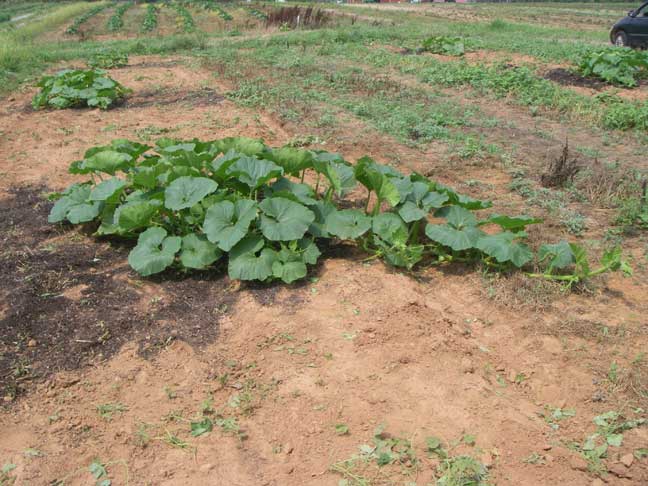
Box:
0, 57, 646, 486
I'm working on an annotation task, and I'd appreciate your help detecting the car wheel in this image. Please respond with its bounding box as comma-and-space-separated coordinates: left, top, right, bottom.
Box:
614, 31, 629, 47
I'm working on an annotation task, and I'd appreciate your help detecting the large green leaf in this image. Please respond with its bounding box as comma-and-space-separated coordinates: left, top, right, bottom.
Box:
538, 241, 575, 270
266, 147, 313, 176
228, 156, 283, 190
271, 240, 321, 283
259, 197, 315, 241
158, 142, 213, 169
436, 205, 478, 229
271, 261, 307, 284
229, 249, 277, 281
228, 236, 276, 281
398, 182, 448, 222
66, 201, 102, 224
48, 184, 96, 223
324, 209, 371, 240
398, 202, 427, 223
210, 150, 241, 182
475, 232, 533, 267
180, 234, 221, 269
391, 177, 414, 204
203, 199, 258, 251
132, 162, 170, 190
115, 200, 159, 231
483, 214, 542, 232
354, 156, 400, 207
268, 178, 317, 205
216, 137, 266, 156
89, 177, 127, 203
82, 150, 133, 175
308, 200, 336, 238
425, 224, 484, 251
109, 139, 150, 158
164, 176, 218, 211
312, 152, 356, 197
128, 227, 181, 276
372, 213, 408, 245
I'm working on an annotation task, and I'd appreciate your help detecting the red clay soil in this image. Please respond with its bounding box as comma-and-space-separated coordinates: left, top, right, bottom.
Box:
0, 57, 646, 486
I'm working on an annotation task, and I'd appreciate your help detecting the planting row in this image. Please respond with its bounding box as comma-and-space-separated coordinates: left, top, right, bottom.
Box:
107, 1, 133, 32
65, 2, 113, 35
48, 137, 631, 286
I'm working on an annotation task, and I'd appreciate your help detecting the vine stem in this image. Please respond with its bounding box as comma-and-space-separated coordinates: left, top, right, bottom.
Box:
364, 189, 371, 213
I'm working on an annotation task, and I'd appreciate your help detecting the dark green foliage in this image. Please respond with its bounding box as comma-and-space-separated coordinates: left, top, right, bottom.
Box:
48, 137, 630, 285
578, 48, 648, 87
421, 36, 465, 56
32, 69, 131, 110
142, 3, 158, 32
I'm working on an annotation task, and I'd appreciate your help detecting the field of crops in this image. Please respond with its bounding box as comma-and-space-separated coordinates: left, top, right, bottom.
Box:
0, 1, 647, 485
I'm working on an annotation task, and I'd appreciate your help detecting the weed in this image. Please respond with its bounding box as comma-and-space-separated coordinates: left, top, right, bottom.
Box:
135, 422, 153, 448
522, 452, 545, 465
87, 50, 129, 69
335, 423, 350, 436
0, 463, 16, 486
331, 425, 418, 485
437, 455, 489, 486
572, 410, 646, 475
96, 402, 128, 420
541, 139, 581, 189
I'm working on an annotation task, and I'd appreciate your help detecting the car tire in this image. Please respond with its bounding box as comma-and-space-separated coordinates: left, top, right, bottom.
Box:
614, 31, 629, 47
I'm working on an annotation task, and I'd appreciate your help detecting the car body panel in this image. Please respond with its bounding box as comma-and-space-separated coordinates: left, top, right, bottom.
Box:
611, 1, 648, 46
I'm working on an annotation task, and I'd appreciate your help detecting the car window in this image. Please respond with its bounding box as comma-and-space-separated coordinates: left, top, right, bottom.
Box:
638, 5, 648, 16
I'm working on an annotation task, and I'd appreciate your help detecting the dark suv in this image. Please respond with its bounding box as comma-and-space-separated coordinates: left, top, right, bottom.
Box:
610, 2, 648, 47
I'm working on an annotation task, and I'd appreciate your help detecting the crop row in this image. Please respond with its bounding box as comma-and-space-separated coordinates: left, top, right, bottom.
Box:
142, 3, 158, 32
213, 5, 233, 22
247, 7, 268, 21
107, 1, 133, 32
47, 137, 630, 286
65, 2, 113, 35
194, 0, 232, 21
329, 41, 648, 132
169, 2, 196, 33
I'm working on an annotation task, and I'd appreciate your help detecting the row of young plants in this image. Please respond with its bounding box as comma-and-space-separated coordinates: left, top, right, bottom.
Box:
65, 2, 113, 35
168, 2, 196, 33
48, 137, 631, 285
247, 7, 268, 21
196, 0, 233, 21
106, 1, 134, 32
32, 69, 130, 110
409, 55, 648, 131
142, 3, 158, 33
418, 35, 646, 88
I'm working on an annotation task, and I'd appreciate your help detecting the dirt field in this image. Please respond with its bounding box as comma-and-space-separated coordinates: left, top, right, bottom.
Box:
1, 2, 647, 486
